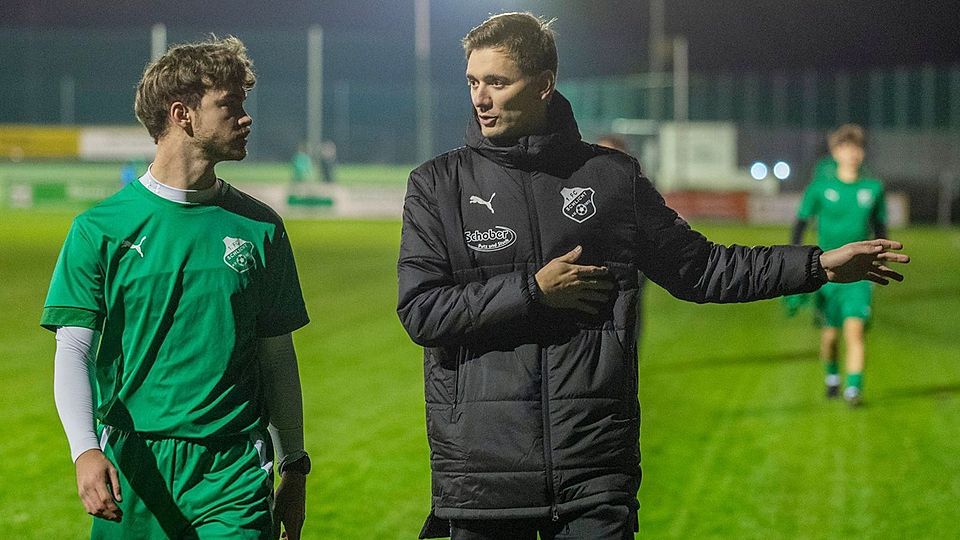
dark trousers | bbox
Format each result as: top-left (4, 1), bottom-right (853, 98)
top-left (450, 503), bottom-right (636, 540)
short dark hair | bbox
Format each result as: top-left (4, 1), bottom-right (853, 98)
top-left (135, 36), bottom-right (256, 143)
top-left (828, 123), bottom-right (866, 150)
top-left (462, 12), bottom-right (558, 76)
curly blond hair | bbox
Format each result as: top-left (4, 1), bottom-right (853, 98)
top-left (135, 36), bottom-right (256, 143)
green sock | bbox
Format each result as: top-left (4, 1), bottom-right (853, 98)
top-left (824, 360), bottom-right (840, 387)
top-left (824, 360), bottom-right (839, 377)
top-left (846, 372), bottom-right (863, 390)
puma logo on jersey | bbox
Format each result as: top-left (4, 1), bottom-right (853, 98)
top-left (122, 236), bottom-right (147, 258)
top-left (469, 193), bottom-right (496, 214)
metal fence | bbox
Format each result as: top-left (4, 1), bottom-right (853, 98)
top-left (561, 65), bottom-right (960, 132)
top-left (2, 27), bottom-right (958, 166)
top-left (0, 26), bottom-right (436, 163)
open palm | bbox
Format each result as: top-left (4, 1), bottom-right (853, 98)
top-left (819, 239), bottom-right (910, 285)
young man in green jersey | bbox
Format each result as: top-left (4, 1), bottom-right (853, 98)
top-left (42, 37), bottom-right (311, 538)
top-left (792, 124), bottom-right (887, 405)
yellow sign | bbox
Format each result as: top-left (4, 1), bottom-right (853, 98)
top-left (0, 125), bottom-right (80, 159)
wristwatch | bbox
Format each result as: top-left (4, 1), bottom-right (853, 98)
top-left (280, 454), bottom-right (311, 476)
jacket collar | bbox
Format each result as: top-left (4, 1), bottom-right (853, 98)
top-left (465, 92), bottom-right (582, 170)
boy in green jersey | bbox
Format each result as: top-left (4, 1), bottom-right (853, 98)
top-left (42, 37), bottom-right (311, 538)
top-left (792, 124), bottom-right (888, 406)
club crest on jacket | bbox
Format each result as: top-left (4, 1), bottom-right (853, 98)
top-left (560, 187), bottom-right (597, 223)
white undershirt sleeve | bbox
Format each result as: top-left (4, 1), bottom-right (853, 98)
top-left (53, 326), bottom-right (101, 462)
top-left (56, 326), bottom-right (307, 467)
top-left (258, 333), bottom-right (306, 470)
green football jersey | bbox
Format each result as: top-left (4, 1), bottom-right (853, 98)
top-left (797, 173), bottom-right (887, 251)
top-left (41, 180), bottom-right (309, 439)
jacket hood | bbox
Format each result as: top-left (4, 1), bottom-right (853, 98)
top-left (465, 91), bottom-right (583, 169)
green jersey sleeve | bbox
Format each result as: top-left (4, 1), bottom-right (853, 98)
top-left (40, 219), bottom-right (105, 332)
top-left (796, 181), bottom-right (821, 221)
top-left (873, 184), bottom-right (888, 226)
top-left (256, 225), bottom-right (309, 337)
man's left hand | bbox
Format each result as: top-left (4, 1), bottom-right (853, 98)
top-left (819, 239), bottom-right (910, 285)
top-left (273, 472), bottom-right (306, 540)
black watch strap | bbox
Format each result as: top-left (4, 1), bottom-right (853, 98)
top-left (280, 454), bottom-right (311, 476)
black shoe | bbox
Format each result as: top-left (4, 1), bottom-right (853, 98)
top-left (825, 375), bottom-right (841, 399)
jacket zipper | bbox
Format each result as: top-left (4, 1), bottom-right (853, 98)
top-left (516, 166), bottom-right (560, 521)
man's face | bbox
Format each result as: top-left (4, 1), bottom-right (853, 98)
top-left (831, 142), bottom-right (864, 171)
top-left (466, 47), bottom-right (551, 139)
top-left (189, 86), bottom-right (252, 162)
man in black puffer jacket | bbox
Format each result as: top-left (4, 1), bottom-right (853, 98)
top-left (397, 12), bottom-right (909, 540)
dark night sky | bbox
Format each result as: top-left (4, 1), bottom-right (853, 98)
top-left (2, 0), bottom-right (958, 76)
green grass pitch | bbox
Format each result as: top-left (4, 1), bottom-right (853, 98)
top-left (0, 161), bottom-right (413, 186)
top-left (1, 210), bottom-right (958, 538)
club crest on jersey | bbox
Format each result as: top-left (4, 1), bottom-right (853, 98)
top-left (464, 226), bottom-right (516, 252)
top-left (223, 236), bottom-right (256, 273)
top-left (560, 187), bottom-right (597, 223)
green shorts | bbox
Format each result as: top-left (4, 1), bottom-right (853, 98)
top-left (91, 426), bottom-right (274, 539)
top-left (815, 281), bottom-right (873, 328)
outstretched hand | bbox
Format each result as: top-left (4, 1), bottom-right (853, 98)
top-left (819, 239), bottom-right (910, 285)
top-left (535, 246), bottom-right (614, 314)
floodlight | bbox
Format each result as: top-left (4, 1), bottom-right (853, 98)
top-left (750, 162), bottom-right (768, 180)
top-left (773, 161), bottom-right (791, 180)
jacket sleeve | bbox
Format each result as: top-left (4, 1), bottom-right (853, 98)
top-left (397, 168), bottom-right (539, 347)
top-left (632, 171), bottom-right (827, 303)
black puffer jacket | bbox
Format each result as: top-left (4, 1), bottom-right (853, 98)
top-left (398, 93), bottom-right (826, 535)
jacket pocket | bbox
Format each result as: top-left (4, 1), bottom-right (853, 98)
top-left (425, 348), bottom-right (467, 468)
top-left (424, 347), bottom-right (458, 405)
top-left (451, 346), bottom-right (469, 422)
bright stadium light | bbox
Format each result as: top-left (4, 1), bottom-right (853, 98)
top-left (750, 162), bottom-right (768, 180)
top-left (773, 161), bottom-right (791, 180)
